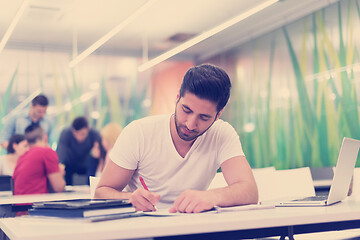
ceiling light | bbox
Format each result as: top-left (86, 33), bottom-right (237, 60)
top-left (69, 0), bottom-right (158, 68)
top-left (0, 0), bottom-right (29, 54)
top-left (138, 0), bottom-right (279, 72)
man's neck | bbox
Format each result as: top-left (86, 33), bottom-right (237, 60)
top-left (30, 141), bottom-right (45, 148)
top-left (169, 115), bottom-right (194, 158)
top-left (29, 108), bottom-right (41, 123)
top-left (29, 113), bottom-right (38, 123)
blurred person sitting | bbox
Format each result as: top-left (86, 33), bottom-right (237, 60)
top-left (91, 122), bottom-right (122, 177)
top-left (13, 125), bottom-right (65, 195)
top-left (0, 134), bottom-right (29, 176)
top-left (0, 94), bottom-right (52, 150)
top-left (56, 116), bottom-right (104, 185)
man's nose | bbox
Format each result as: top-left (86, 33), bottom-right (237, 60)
top-left (186, 115), bottom-right (197, 130)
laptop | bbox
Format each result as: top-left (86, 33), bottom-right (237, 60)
top-left (277, 137), bottom-right (360, 207)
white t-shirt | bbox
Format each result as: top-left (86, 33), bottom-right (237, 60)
top-left (109, 114), bottom-right (244, 204)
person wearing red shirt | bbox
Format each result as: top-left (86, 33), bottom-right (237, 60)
top-left (13, 125), bottom-right (65, 195)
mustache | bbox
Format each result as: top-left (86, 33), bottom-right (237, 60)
top-left (182, 126), bottom-right (198, 134)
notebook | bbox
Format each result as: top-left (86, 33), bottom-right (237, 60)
top-left (31, 198), bottom-right (131, 209)
top-left (277, 137), bottom-right (360, 207)
top-left (28, 199), bottom-right (136, 218)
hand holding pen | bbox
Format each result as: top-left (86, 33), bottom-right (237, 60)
top-left (139, 176), bottom-right (149, 191)
top-left (128, 176), bottom-right (160, 212)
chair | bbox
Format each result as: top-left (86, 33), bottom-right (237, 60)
top-left (259, 167), bottom-right (315, 203)
top-left (0, 175), bottom-right (13, 193)
top-left (72, 173), bottom-right (89, 185)
top-left (208, 167), bottom-right (315, 204)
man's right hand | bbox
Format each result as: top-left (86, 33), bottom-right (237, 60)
top-left (91, 142), bottom-right (100, 159)
top-left (129, 188), bottom-right (160, 212)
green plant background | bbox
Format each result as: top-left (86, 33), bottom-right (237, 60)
top-left (0, 0), bottom-right (359, 169)
top-left (211, 0), bottom-right (360, 169)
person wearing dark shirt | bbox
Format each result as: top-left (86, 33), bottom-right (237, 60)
top-left (56, 116), bottom-right (104, 185)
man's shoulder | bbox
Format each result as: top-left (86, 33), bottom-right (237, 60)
top-left (7, 110), bottom-right (29, 120)
top-left (89, 127), bottom-right (100, 134)
top-left (205, 119), bottom-right (238, 137)
top-left (40, 114), bottom-right (52, 123)
top-left (88, 128), bottom-right (101, 139)
top-left (29, 146), bottom-right (57, 156)
top-left (128, 114), bottom-right (170, 127)
top-left (60, 127), bottom-right (72, 134)
top-left (120, 114), bottom-right (170, 139)
top-left (211, 118), bottom-right (233, 130)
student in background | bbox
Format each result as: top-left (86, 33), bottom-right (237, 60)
top-left (13, 125), bottom-right (65, 195)
top-left (0, 134), bottom-right (29, 176)
top-left (56, 116), bottom-right (104, 185)
top-left (0, 94), bottom-right (52, 150)
top-left (95, 64), bottom-right (258, 213)
top-left (90, 122), bottom-right (122, 177)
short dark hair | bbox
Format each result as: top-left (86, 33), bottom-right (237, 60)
top-left (179, 64), bottom-right (231, 112)
top-left (32, 94), bottom-right (49, 107)
top-left (7, 134), bottom-right (26, 154)
top-left (24, 125), bottom-right (45, 145)
top-left (72, 117), bottom-right (89, 131)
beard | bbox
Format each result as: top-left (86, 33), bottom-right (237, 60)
top-left (174, 108), bottom-right (217, 142)
top-left (174, 116), bottom-right (200, 141)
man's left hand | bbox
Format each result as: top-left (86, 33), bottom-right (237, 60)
top-left (169, 189), bottom-right (215, 213)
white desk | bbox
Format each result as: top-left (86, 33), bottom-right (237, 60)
top-left (1, 196), bottom-right (360, 240)
top-left (0, 186), bottom-right (91, 218)
top-left (0, 186), bottom-right (90, 205)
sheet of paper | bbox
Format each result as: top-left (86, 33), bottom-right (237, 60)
top-left (215, 204), bottom-right (275, 212)
top-left (143, 208), bottom-right (188, 216)
top-left (143, 204), bottom-right (275, 216)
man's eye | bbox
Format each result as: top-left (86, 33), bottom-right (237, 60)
top-left (183, 108), bottom-right (191, 113)
top-left (200, 116), bottom-right (210, 121)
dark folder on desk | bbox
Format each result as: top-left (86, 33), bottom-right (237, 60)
top-left (28, 199), bottom-right (136, 218)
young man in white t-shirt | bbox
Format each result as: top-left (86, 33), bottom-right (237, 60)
top-left (95, 64), bottom-right (258, 213)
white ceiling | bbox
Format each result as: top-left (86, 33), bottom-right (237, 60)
top-left (0, 0), bottom-right (340, 63)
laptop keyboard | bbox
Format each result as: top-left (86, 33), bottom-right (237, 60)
top-left (293, 195), bottom-right (328, 201)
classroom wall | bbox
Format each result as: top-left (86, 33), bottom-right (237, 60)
top-left (205, 0), bottom-right (360, 169)
top-left (0, 49), bottom-right (192, 149)
top-left (1, 0), bottom-right (359, 169)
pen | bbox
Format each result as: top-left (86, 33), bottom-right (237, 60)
top-left (139, 176), bottom-right (149, 191)
top-left (139, 176), bottom-right (158, 210)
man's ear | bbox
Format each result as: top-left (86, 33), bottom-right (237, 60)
top-left (216, 109), bottom-right (223, 120)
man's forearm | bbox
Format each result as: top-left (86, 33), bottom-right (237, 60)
top-left (52, 179), bottom-right (66, 192)
top-left (48, 173), bottom-right (66, 193)
top-left (209, 181), bottom-right (258, 207)
top-left (94, 186), bottom-right (132, 200)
